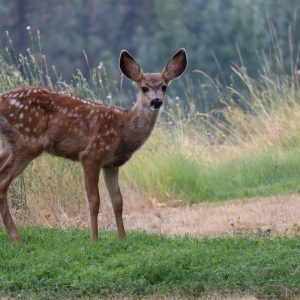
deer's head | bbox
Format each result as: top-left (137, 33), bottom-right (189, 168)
top-left (120, 49), bottom-right (187, 110)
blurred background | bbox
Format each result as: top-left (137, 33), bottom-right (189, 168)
top-left (0, 0), bottom-right (300, 111)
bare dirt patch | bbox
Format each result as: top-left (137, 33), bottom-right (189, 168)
top-left (13, 187), bottom-right (300, 238)
top-left (119, 193), bottom-right (300, 238)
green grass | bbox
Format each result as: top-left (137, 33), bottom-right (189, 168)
top-left (0, 227), bottom-right (299, 299)
top-left (125, 143), bottom-right (300, 203)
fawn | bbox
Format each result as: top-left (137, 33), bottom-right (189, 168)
top-left (0, 48), bottom-right (187, 241)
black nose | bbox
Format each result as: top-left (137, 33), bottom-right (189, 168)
top-left (150, 98), bottom-right (163, 109)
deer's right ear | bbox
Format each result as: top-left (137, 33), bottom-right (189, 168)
top-left (119, 50), bottom-right (143, 82)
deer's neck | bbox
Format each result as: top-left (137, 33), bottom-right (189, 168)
top-left (120, 99), bottom-right (160, 155)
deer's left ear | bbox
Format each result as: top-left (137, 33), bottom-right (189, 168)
top-left (162, 48), bottom-right (187, 83)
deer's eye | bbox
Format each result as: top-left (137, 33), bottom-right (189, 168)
top-left (161, 85), bottom-right (167, 92)
top-left (141, 86), bottom-right (149, 93)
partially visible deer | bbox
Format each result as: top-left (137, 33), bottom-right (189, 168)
top-left (0, 48), bottom-right (187, 242)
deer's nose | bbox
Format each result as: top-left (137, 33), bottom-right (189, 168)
top-left (150, 98), bottom-right (163, 109)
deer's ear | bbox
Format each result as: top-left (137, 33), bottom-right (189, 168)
top-left (119, 50), bottom-right (143, 82)
top-left (162, 48), bottom-right (187, 83)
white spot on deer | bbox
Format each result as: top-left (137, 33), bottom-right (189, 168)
top-left (109, 128), bottom-right (117, 136)
top-left (38, 135), bottom-right (49, 146)
top-left (26, 90), bottom-right (31, 96)
top-left (33, 128), bottom-right (37, 133)
top-left (19, 113), bottom-right (24, 119)
top-left (105, 145), bottom-right (111, 150)
top-left (28, 100), bottom-right (32, 104)
top-left (24, 105), bottom-right (28, 110)
top-left (9, 99), bottom-right (17, 106)
top-left (30, 137), bottom-right (38, 144)
top-left (113, 108), bottom-right (122, 114)
top-left (19, 92), bottom-right (24, 97)
top-left (89, 117), bottom-right (97, 127)
top-left (15, 123), bottom-right (24, 129)
top-left (35, 112), bottom-right (39, 117)
top-left (80, 99), bottom-right (89, 104)
top-left (9, 113), bottom-right (14, 118)
top-left (25, 127), bottom-right (30, 133)
top-left (21, 135), bottom-right (29, 142)
top-left (29, 117), bottom-right (32, 123)
top-left (61, 108), bottom-right (68, 114)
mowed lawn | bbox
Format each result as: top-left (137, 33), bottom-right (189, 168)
top-left (0, 227), bottom-right (299, 299)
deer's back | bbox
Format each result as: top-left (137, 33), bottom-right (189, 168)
top-left (0, 87), bottom-right (125, 162)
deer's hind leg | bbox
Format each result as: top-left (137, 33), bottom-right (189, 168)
top-left (0, 148), bottom-right (20, 241)
top-left (0, 137), bottom-right (41, 241)
top-left (82, 160), bottom-right (101, 241)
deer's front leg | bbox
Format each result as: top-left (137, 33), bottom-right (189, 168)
top-left (103, 167), bottom-right (126, 240)
top-left (82, 161), bottom-right (101, 241)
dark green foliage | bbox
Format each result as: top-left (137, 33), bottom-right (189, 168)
top-left (0, 227), bottom-right (299, 299)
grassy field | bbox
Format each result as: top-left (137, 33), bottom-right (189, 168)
top-left (5, 56), bottom-right (300, 210)
top-left (0, 227), bottom-right (299, 299)
top-left (1, 35), bottom-right (300, 299)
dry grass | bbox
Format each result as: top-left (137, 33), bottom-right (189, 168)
top-left (176, 100), bottom-right (300, 166)
top-left (10, 171), bottom-right (300, 238)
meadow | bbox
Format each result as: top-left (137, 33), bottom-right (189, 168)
top-left (1, 228), bottom-right (300, 299)
top-left (0, 35), bottom-right (300, 299)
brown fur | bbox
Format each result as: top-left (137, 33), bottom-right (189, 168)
top-left (0, 49), bottom-right (187, 241)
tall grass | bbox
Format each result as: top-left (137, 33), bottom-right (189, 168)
top-left (124, 58), bottom-right (300, 203)
top-left (1, 30), bottom-right (300, 227)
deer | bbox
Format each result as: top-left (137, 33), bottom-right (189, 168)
top-left (0, 48), bottom-right (187, 242)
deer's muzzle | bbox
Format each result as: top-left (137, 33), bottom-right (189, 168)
top-left (150, 98), bottom-right (163, 110)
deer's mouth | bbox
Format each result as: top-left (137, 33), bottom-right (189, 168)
top-left (150, 98), bottom-right (163, 110)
